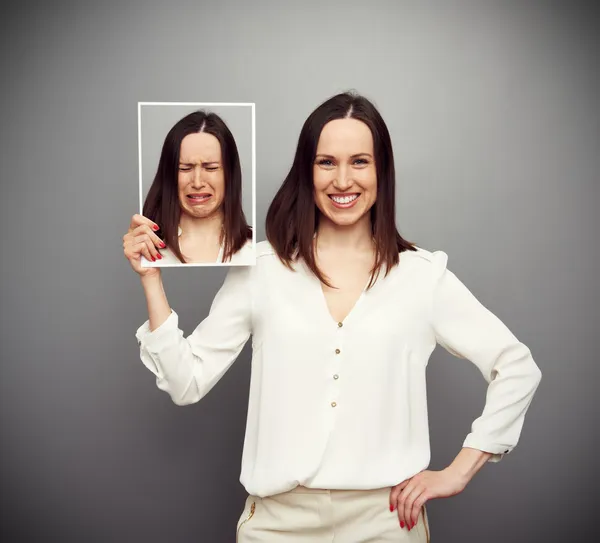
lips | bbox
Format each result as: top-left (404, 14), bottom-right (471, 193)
top-left (187, 193), bottom-right (212, 204)
top-left (328, 193), bottom-right (360, 209)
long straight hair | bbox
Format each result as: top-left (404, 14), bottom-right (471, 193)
top-left (265, 92), bottom-right (416, 287)
top-left (143, 111), bottom-right (252, 263)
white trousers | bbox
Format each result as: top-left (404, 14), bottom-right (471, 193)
top-left (236, 485), bottom-right (431, 542)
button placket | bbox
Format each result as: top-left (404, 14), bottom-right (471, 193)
top-left (329, 320), bottom-right (344, 408)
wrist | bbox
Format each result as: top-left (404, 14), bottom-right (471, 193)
top-left (446, 448), bottom-right (492, 488)
top-left (443, 465), bottom-right (470, 490)
top-left (140, 273), bottom-right (162, 290)
top-left (140, 271), bottom-right (161, 286)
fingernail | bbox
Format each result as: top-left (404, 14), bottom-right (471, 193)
top-left (389, 505), bottom-right (393, 512)
top-left (151, 256), bottom-right (155, 262)
top-left (160, 242), bottom-right (166, 248)
top-left (153, 225), bottom-right (159, 231)
top-left (400, 521), bottom-right (405, 528)
top-left (156, 253), bottom-right (162, 259)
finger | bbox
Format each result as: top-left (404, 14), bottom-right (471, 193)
top-left (130, 213), bottom-right (159, 232)
top-left (142, 238), bottom-right (161, 261)
top-left (133, 224), bottom-right (165, 249)
top-left (397, 481), bottom-right (415, 528)
top-left (127, 240), bottom-right (153, 263)
top-left (403, 485), bottom-right (422, 531)
top-left (390, 481), bottom-right (409, 512)
top-left (410, 491), bottom-right (427, 529)
top-left (134, 232), bottom-right (162, 259)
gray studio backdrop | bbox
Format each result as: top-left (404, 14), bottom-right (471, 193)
top-left (1, 1), bottom-right (598, 542)
top-left (139, 103), bottom-right (253, 221)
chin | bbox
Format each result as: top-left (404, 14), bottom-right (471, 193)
top-left (325, 211), bottom-right (364, 227)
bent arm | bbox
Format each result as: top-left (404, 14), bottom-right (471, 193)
top-left (430, 251), bottom-right (542, 462)
top-left (135, 267), bottom-right (252, 405)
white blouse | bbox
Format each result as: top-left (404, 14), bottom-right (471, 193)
top-left (135, 241), bottom-right (542, 498)
top-left (142, 237), bottom-right (255, 267)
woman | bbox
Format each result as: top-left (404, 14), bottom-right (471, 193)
top-left (142, 110), bottom-right (253, 265)
top-left (123, 93), bottom-right (542, 541)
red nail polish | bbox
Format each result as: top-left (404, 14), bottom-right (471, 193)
top-left (151, 257), bottom-right (155, 262)
top-left (156, 253), bottom-right (162, 259)
top-left (160, 242), bottom-right (166, 248)
top-left (400, 521), bottom-right (405, 528)
top-left (153, 225), bottom-right (159, 231)
top-left (389, 505), bottom-right (393, 512)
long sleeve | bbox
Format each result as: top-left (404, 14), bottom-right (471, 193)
top-left (429, 251), bottom-right (542, 462)
top-left (135, 266), bottom-right (252, 406)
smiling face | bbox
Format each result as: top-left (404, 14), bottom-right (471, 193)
top-left (313, 118), bottom-right (377, 227)
top-left (177, 132), bottom-right (225, 219)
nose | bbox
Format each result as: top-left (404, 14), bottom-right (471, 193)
top-left (191, 165), bottom-right (205, 188)
top-left (333, 165), bottom-right (353, 191)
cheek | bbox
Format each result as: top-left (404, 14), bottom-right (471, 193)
top-left (313, 168), bottom-right (332, 191)
top-left (358, 169), bottom-right (377, 194)
top-left (215, 173), bottom-right (226, 194)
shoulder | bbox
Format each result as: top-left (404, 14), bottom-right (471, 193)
top-left (225, 240), bottom-right (277, 271)
top-left (255, 240), bottom-right (277, 260)
top-left (398, 245), bottom-right (449, 279)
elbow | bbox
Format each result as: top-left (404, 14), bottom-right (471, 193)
top-left (169, 386), bottom-right (203, 406)
top-left (156, 377), bottom-right (203, 406)
top-left (170, 395), bottom-right (199, 407)
top-left (169, 380), bottom-right (206, 407)
top-left (531, 364), bottom-right (542, 389)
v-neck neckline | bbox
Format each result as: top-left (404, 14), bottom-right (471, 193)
top-left (300, 259), bottom-right (371, 326)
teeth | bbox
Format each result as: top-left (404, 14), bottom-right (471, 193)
top-left (331, 194), bottom-right (358, 204)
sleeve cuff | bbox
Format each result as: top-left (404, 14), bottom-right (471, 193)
top-left (135, 310), bottom-right (179, 352)
top-left (462, 434), bottom-right (513, 463)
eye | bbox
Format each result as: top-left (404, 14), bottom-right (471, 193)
top-left (205, 166), bottom-right (219, 171)
top-left (353, 158), bottom-right (369, 165)
top-left (178, 166), bottom-right (192, 172)
top-left (317, 159), bottom-right (334, 166)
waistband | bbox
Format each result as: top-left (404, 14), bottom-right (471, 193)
top-left (287, 485), bottom-right (392, 495)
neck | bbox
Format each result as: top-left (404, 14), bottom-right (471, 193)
top-left (179, 211), bottom-right (224, 243)
top-left (315, 213), bottom-right (374, 252)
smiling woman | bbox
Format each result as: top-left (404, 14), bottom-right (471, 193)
top-left (129, 93), bottom-right (542, 542)
top-left (141, 110), bottom-right (253, 265)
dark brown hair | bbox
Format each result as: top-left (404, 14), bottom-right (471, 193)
top-left (265, 92), bottom-right (416, 287)
top-left (143, 110), bottom-right (252, 263)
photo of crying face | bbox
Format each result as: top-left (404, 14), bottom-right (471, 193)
top-left (141, 109), bottom-right (253, 265)
top-left (177, 131), bottom-right (225, 223)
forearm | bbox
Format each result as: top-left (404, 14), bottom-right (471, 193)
top-left (446, 447), bottom-right (492, 487)
top-left (141, 274), bottom-right (172, 331)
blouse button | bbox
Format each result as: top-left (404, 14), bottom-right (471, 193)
top-left (337, 322), bottom-right (343, 328)
top-left (335, 348), bottom-right (341, 354)
top-left (333, 374), bottom-right (339, 380)
top-left (331, 401), bottom-right (337, 407)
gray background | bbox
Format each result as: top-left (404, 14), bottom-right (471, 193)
top-left (139, 103), bottom-right (253, 220)
top-left (1, 1), bottom-right (598, 542)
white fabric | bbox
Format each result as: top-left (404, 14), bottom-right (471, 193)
top-left (135, 241), bottom-right (542, 498)
top-left (143, 238), bottom-right (255, 266)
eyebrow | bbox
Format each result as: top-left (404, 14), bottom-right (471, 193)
top-left (178, 161), bottom-right (221, 166)
top-left (315, 153), bottom-right (373, 159)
